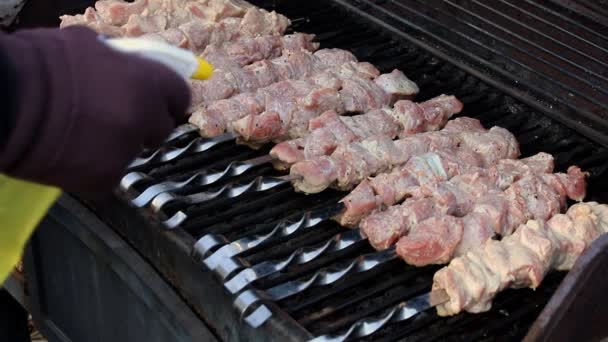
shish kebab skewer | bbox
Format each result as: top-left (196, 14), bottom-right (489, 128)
top-left (126, 55), bottom-right (415, 170)
top-left (201, 118), bottom-right (519, 268)
top-left (227, 68), bottom-right (419, 146)
top-left (269, 94), bottom-right (462, 169)
top-left (433, 201), bottom-right (607, 316)
top-left (61, 4), bottom-right (290, 49)
top-left (131, 44), bottom-right (333, 144)
top-left (127, 30), bottom-right (418, 166)
top-left (122, 65), bottom-right (423, 190)
top-left (189, 65), bottom-right (418, 141)
top-left (188, 48), bottom-right (358, 113)
top-left (152, 118), bottom-right (520, 229)
top-left (189, 60), bottom-right (378, 138)
top-left (394, 166), bottom-right (587, 266)
top-left (322, 162), bottom-right (585, 277)
top-left (123, 94), bottom-right (461, 204)
top-left (289, 117), bottom-right (519, 194)
top-left (196, 33), bottom-right (320, 69)
top-left (125, 50), bottom-right (367, 169)
top-left (188, 34), bottom-right (322, 106)
top-left (337, 147), bottom-right (554, 228)
top-left (309, 202), bottom-right (608, 342)
top-left (125, 34), bottom-right (325, 166)
top-left (220, 152), bottom-right (556, 294)
top-left (356, 152), bottom-right (557, 250)
top-left (61, 0), bottom-right (257, 30)
top-left (232, 168), bottom-right (587, 329)
top-left (215, 151), bottom-right (568, 294)
top-left (131, 117), bottom-right (511, 218)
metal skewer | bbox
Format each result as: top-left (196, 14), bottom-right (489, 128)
top-left (127, 129), bottom-right (236, 170)
top-left (234, 247), bottom-right (399, 324)
top-left (130, 154), bottom-right (274, 207)
top-left (308, 289), bottom-right (449, 342)
top-left (156, 174), bottom-right (297, 229)
top-left (200, 204), bottom-right (345, 269)
top-left (166, 123), bottom-right (199, 143)
top-left (223, 229), bottom-right (366, 294)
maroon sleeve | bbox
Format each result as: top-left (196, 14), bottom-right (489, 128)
top-left (0, 43), bottom-right (18, 146)
top-left (0, 26), bottom-right (191, 193)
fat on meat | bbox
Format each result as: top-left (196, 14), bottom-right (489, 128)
top-left (433, 202), bottom-right (607, 317)
top-left (291, 118), bottom-right (518, 195)
top-left (395, 167), bottom-right (587, 267)
top-left (269, 95), bottom-right (463, 169)
top-left (231, 67), bottom-right (418, 145)
top-left (338, 130), bottom-right (547, 227)
top-left (359, 154), bottom-right (553, 249)
top-left (188, 54), bottom-right (366, 136)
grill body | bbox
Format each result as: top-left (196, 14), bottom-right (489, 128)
top-left (18, 0), bottom-right (608, 341)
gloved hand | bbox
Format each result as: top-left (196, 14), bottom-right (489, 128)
top-left (0, 26), bottom-right (191, 193)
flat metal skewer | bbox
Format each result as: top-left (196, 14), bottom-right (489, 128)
top-left (129, 154), bottom-right (275, 207)
top-left (307, 289), bottom-right (449, 342)
top-left (128, 126), bottom-right (236, 170)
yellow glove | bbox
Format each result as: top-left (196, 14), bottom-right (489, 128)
top-left (0, 175), bottom-right (60, 284)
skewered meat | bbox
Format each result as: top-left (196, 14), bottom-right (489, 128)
top-left (61, 5), bottom-right (290, 49)
top-left (290, 117), bottom-right (519, 194)
top-left (132, 32), bottom-right (318, 69)
top-left (238, 5), bottom-right (289, 36)
top-left (189, 60), bottom-right (376, 137)
top-left (186, 36), bottom-right (322, 109)
top-left (269, 94), bottom-right (463, 169)
top-left (341, 152), bottom-right (554, 227)
top-left (130, 6), bottom-right (289, 44)
top-left (94, 0), bottom-right (151, 26)
top-left (88, 0), bottom-right (254, 27)
top-left (59, 7), bottom-right (125, 37)
top-left (396, 166), bottom-right (587, 266)
top-left (359, 153), bottom-right (555, 249)
top-left (433, 201), bottom-right (607, 316)
top-left (189, 61), bottom-right (417, 140)
top-left (125, 7), bottom-right (289, 45)
top-left (231, 69), bottom-right (419, 144)
top-left (200, 33), bottom-right (319, 67)
top-left (188, 48), bottom-right (357, 111)
top-left (61, 0), bottom-right (261, 31)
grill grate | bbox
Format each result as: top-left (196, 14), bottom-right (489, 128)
top-left (108, 0), bottom-right (608, 341)
top-left (334, 0), bottom-right (608, 146)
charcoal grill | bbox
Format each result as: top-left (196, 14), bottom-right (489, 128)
top-left (20, 0), bottom-right (608, 341)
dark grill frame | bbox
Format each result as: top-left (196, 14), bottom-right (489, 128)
top-left (59, 0), bottom-right (608, 341)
